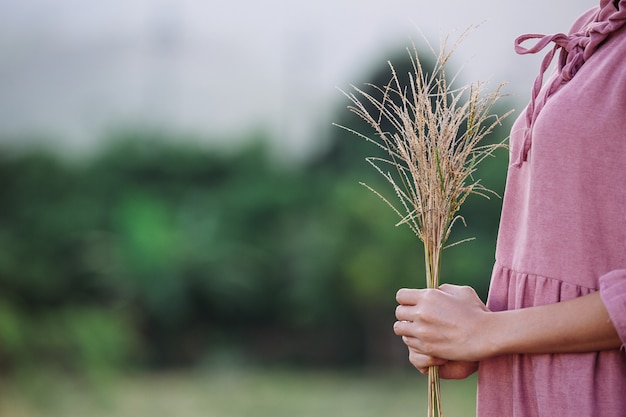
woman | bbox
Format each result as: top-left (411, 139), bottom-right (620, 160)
top-left (393, 0), bottom-right (626, 415)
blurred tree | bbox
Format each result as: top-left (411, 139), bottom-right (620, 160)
top-left (0, 43), bottom-right (514, 377)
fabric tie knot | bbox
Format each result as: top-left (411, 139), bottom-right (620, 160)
top-left (561, 36), bottom-right (589, 80)
top-left (515, 32), bottom-right (590, 81)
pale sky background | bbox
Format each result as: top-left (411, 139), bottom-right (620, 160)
top-left (0, 0), bottom-right (593, 159)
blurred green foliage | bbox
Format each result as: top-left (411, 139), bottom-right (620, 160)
top-left (0, 50), bottom-right (514, 378)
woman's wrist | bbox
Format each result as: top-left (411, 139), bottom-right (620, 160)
top-left (477, 292), bottom-right (621, 357)
top-left (476, 309), bottom-right (512, 359)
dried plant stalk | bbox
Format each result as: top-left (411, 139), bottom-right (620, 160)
top-left (337, 28), bottom-right (511, 417)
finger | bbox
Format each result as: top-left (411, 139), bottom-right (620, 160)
top-left (407, 349), bottom-right (447, 372)
top-left (393, 320), bottom-right (407, 336)
top-left (393, 320), bottom-right (416, 337)
top-left (394, 304), bottom-right (413, 321)
top-left (438, 361), bottom-right (479, 380)
top-left (438, 283), bottom-right (465, 295)
top-left (395, 288), bottom-right (421, 305)
top-left (439, 283), bottom-right (477, 298)
top-left (438, 284), bottom-right (489, 312)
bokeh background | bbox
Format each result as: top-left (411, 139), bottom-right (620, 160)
top-left (0, 0), bottom-right (591, 416)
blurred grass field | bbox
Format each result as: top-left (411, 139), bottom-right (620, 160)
top-left (1, 368), bottom-right (477, 417)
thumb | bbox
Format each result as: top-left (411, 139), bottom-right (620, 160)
top-left (438, 283), bottom-right (466, 295)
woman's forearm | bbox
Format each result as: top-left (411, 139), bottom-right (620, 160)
top-left (485, 291), bottom-right (622, 357)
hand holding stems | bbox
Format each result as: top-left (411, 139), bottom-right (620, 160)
top-left (394, 284), bottom-right (488, 379)
top-left (394, 284), bottom-right (622, 379)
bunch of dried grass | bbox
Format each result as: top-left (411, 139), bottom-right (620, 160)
top-left (337, 29), bottom-right (511, 417)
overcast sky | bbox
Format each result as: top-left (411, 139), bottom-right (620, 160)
top-left (0, 0), bottom-right (593, 158)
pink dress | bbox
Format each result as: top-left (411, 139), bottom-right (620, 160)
top-left (477, 1), bottom-right (626, 415)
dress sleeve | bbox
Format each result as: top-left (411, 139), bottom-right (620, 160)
top-left (599, 269), bottom-right (626, 347)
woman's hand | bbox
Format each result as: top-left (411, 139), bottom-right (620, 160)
top-left (394, 284), bottom-right (622, 371)
top-left (393, 284), bottom-right (493, 366)
top-left (403, 346), bottom-right (478, 379)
